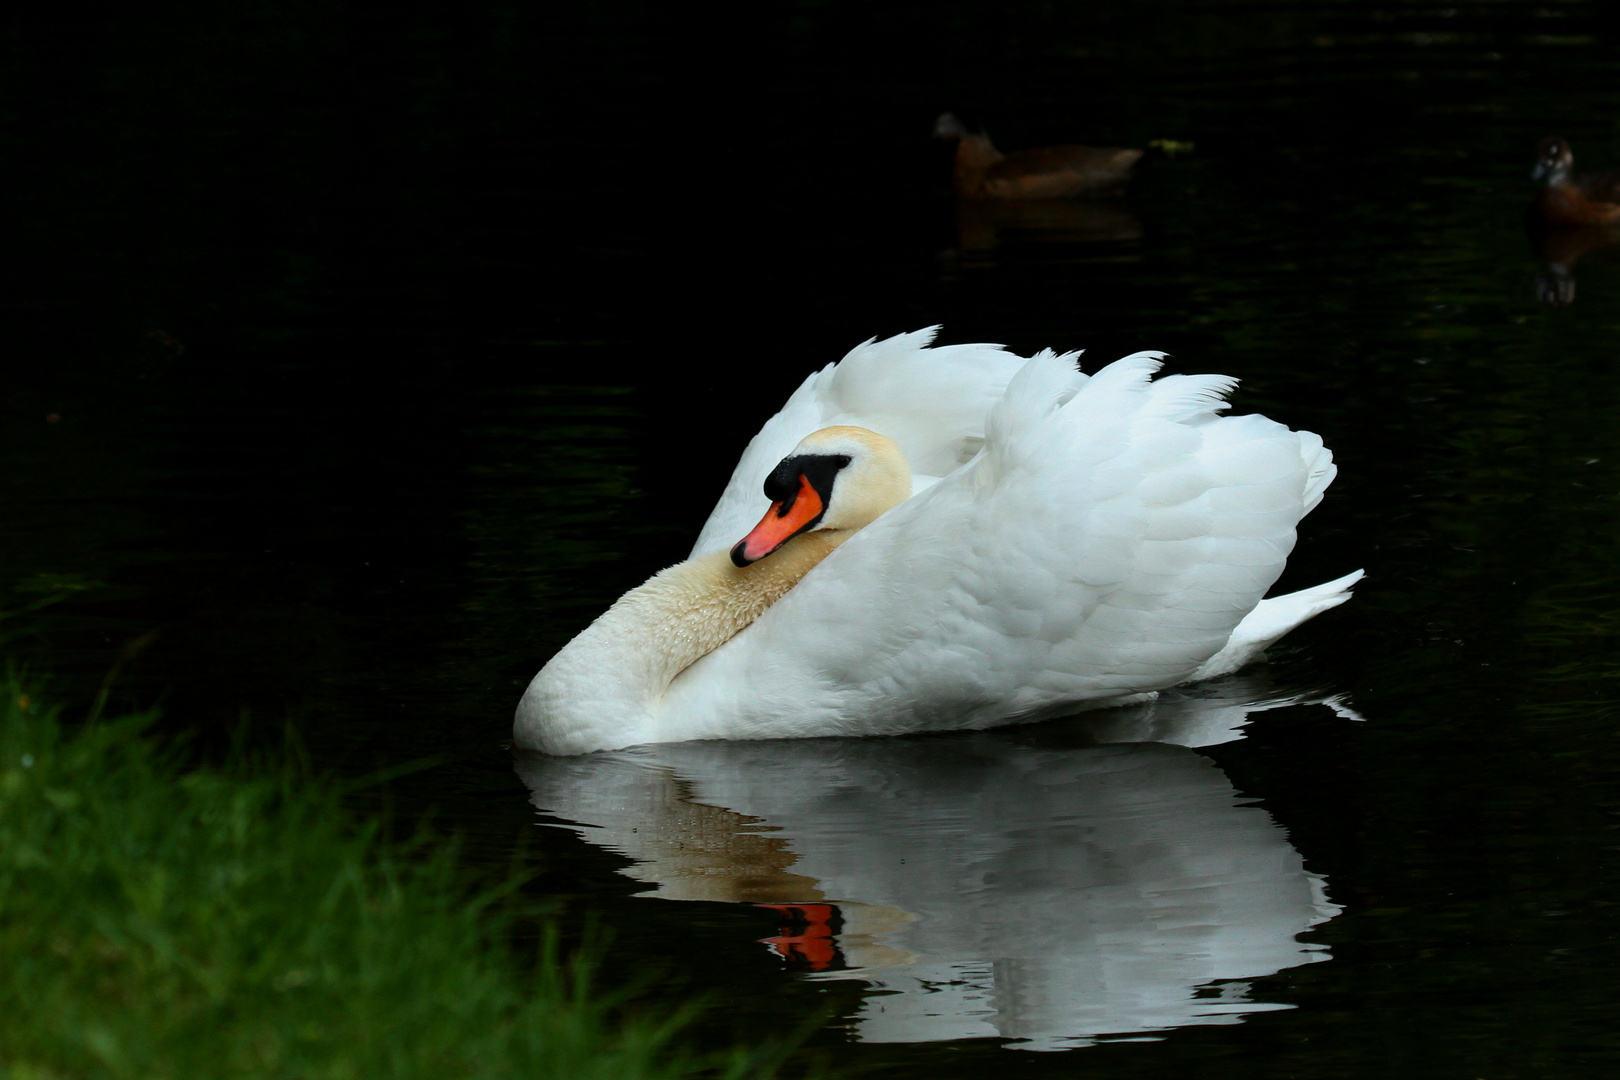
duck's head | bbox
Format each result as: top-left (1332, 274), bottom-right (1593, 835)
top-left (1533, 136), bottom-right (1573, 184)
top-left (932, 112), bottom-right (972, 141)
top-left (730, 426), bottom-right (910, 568)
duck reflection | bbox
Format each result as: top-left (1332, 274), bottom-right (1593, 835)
top-left (1528, 223), bottom-right (1620, 306)
top-left (515, 682), bottom-right (1345, 1051)
top-left (951, 197), bottom-right (1142, 258)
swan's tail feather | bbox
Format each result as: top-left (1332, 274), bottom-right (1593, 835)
top-left (1188, 569), bottom-right (1364, 681)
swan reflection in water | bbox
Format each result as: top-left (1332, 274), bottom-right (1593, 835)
top-left (516, 673), bottom-right (1351, 1051)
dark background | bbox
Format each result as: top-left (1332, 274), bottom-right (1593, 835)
top-left (5, 2), bottom-right (1620, 1076)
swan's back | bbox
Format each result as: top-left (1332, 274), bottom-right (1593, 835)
top-left (656, 349), bottom-right (1336, 743)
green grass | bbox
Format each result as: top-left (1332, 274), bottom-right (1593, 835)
top-left (0, 668), bottom-right (799, 1080)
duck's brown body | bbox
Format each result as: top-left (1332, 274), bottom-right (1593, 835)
top-left (1532, 183), bottom-right (1620, 226)
top-left (935, 114), bottom-right (1141, 200)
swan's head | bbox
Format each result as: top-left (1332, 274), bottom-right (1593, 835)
top-left (730, 426), bottom-right (910, 568)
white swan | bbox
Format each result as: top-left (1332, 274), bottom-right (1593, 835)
top-left (515, 328), bottom-right (1361, 756)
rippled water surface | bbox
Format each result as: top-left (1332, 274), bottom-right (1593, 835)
top-left (6, 2), bottom-right (1620, 1076)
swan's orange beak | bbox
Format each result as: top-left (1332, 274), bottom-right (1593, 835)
top-left (731, 474), bottom-right (824, 567)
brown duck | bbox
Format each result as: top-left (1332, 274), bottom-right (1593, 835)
top-left (933, 113), bottom-right (1142, 200)
top-left (1530, 136), bottom-right (1620, 226)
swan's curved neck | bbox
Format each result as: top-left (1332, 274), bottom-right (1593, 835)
top-left (517, 531), bottom-right (843, 755)
top-left (603, 534), bottom-right (839, 693)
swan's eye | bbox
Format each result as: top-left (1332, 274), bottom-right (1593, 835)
top-left (763, 453), bottom-right (853, 513)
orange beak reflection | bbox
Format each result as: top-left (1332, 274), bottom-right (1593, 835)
top-left (731, 474), bottom-right (825, 567)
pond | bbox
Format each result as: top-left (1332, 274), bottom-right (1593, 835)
top-left (4, 1), bottom-right (1620, 1076)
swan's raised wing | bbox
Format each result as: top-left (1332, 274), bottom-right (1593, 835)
top-left (689, 328), bottom-right (1027, 558)
top-left (659, 350), bottom-right (1339, 741)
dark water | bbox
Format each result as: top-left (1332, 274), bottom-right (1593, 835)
top-left (6, 1), bottom-right (1620, 1075)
